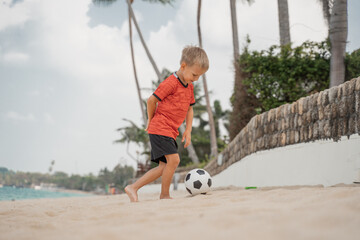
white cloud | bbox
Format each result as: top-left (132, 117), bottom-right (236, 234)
top-left (0, 0), bottom-right (146, 174)
top-left (0, 0), bottom-right (32, 31)
top-left (0, 0), bottom-right (131, 82)
top-left (4, 111), bottom-right (36, 122)
top-left (2, 51), bottom-right (29, 63)
top-left (42, 1), bottom-right (126, 75)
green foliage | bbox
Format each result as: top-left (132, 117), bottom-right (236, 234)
top-left (115, 119), bottom-right (149, 148)
top-left (239, 42), bottom-right (360, 114)
top-left (345, 48), bottom-right (360, 81)
top-left (112, 165), bottom-right (134, 189)
top-left (0, 165), bottom-right (135, 193)
top-left (114, 119), bottom-right (150, 165)
top-left (241, 41), bottom-right (330, 112)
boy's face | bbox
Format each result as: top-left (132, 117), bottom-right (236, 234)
top-left (180, 62), bottom-right (207, 84)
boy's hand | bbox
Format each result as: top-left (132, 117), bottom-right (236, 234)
top-left (182, 130), bottom-right (191, 148)
top-left (145, 119), bottom-right (151, 132)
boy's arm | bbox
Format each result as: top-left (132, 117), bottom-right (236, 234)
top-left (182, 106), bottom-right (193, 148)
top-left (145, 95), bottom-right (158, 131)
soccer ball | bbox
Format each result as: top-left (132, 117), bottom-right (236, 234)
top-left (184, 168), bottom-right (212, 195)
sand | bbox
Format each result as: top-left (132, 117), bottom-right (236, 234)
top-left (1, 185), bottom-right (360, 240)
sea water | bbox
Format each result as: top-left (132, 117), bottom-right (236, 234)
top-left (0, 186), bottom-right (91, 201)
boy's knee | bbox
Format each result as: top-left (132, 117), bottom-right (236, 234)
top-left (166, 155), bottom-right (180, 168)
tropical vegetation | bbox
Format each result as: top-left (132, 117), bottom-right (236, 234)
top-left (0, 166), bottom-right (134, 193)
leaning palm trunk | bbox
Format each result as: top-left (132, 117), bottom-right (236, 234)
top-left (128, 4), bottom-right (151, 156)
top-left (127, 0), bottom-right (199, 164)
top-left (197, 0), bottom-right (218, 158)
top-left (128, 6), bottom-right (146, 127)
top-left (329, 0), bottom-right (347, 87)
top-left (126, 0), bottom-right (161, 80)
top-left (277, 0), bottom-right (291, 46)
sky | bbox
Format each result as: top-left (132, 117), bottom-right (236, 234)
top-left (0, 0), bottom-right (359, 175)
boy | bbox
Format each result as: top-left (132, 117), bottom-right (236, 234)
top-left (125, 46), bottom-right (209, 202)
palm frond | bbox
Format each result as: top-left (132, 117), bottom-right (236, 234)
top-left (114, 118), bottom-right (149, 147)
top-left (142, 0), bottom-right (175, 5)
top-left (122, 118), bottom-right (140, 129)
top-left (92, 0), bottom-right (117, 6)
top-left (317, 0), bottom-right (333, 26)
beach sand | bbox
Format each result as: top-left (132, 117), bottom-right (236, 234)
top-left (1, 185), bottom-right (359, 240)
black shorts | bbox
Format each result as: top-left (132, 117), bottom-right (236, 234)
top-left (149, 134), bottom-right (178, 164)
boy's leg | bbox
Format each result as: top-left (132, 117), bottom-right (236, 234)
top-left (125, 161), bottom-right (166, 202)
top-left (160, 153), bottom-right (180, 199)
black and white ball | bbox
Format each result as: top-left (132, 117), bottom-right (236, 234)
top-left (184, 168), bottom-right (212, 195)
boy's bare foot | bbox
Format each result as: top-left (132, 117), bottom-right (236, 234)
top-left (160, 194), bottom-right (173, 200)
top-left (125, 185), bottom-right (138, 202)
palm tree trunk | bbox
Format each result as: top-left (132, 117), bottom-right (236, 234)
top-left (329, 0), bottom-right (347, 87)
top-left (128, 6), bottom-right (147, 127)
top-left (197, 0), bottom-right (218, 158)
top-left (277, 0), bottom-right (291, 46)
top-left (126, 0), bottom-right (200, 164)
top-left (230, 0), bottom-right (239, 61)
top-left (126, 0), bottom-right (161, 80)
top-left (128, 3), bottom-right (152, 164)
top-left (229, 0), bottom-right (258, 141)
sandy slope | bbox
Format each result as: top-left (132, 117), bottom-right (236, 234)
top-left (1, 185), bottom-right (359, 240)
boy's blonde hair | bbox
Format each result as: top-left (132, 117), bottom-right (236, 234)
top-left (180, 46), bottom-right (209, 70)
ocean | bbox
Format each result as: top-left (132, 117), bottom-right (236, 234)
top-left (0, 186), bottom-right (91, 201)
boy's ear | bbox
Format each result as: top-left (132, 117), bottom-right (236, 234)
top-left (180, 62), bottom-right (187, 70)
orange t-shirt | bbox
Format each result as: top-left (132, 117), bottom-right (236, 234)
top-left (147, 73), bottom-right (195, 140)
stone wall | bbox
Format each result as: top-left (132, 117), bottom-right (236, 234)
top-left (177, 77), bottom-right (360, 182)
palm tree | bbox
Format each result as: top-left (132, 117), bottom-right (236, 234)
top-left (229, 0), bottom-right (258, 141)
top-left (128, 3), bottom-right (147, 127)
top-left (197, 0), bottom-right (217, 158)
top-left (277, 0), bottom-right (291, 46)
top-left (230, 0), bottom-right (240, 61)
top-left (319, 0), bottom-right (348, 87)
top-left (93, 0), bottom-right (170, 126)
top-left (125, 0), bottom-right (163, 80)
top-left (94, 0), bottom-right (201, 164)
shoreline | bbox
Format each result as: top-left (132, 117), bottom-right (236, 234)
top-left (0, 186), bottom-right (94, 202)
